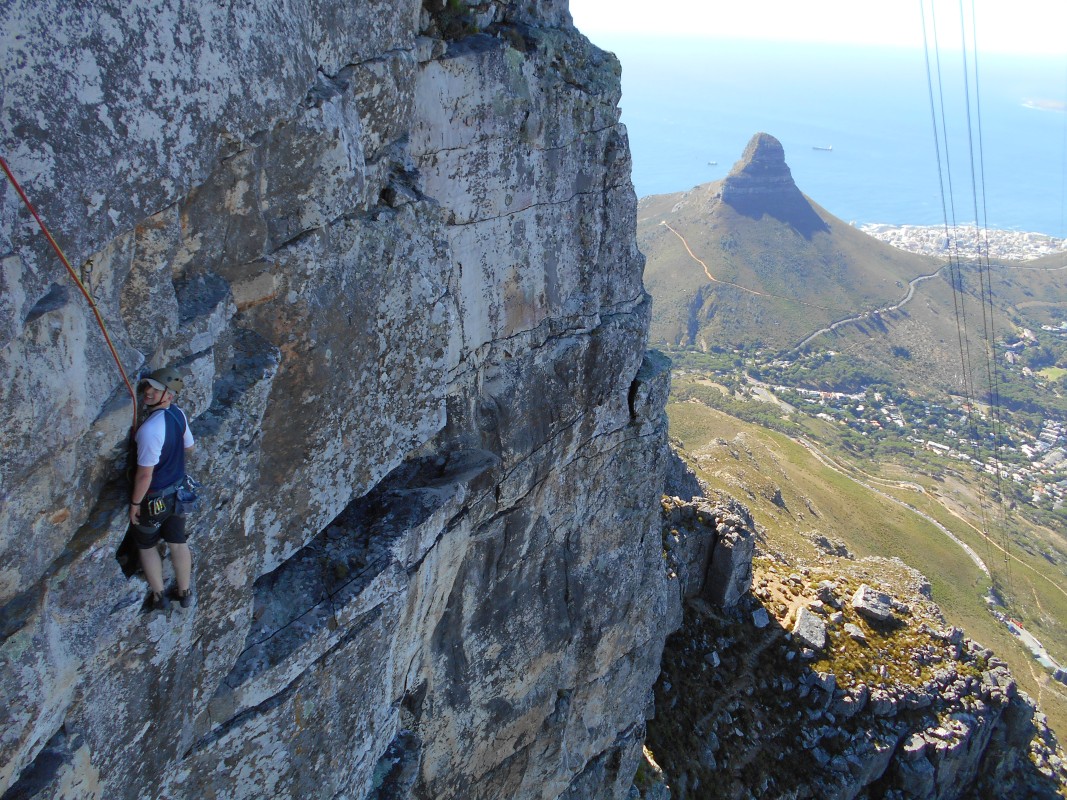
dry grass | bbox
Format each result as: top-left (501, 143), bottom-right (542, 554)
top-left (667, 398), bottom-right (1067, 743)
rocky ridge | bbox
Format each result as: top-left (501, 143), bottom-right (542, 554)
top-left (645, 498), bottom-right (1067, 799)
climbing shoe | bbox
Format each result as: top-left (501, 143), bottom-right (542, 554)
top-left (146, 590), bottom-right (171, 613)
top-left (173, 588), bottom-right (194, 609)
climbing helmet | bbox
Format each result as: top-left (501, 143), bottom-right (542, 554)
top-left (141, 367), bottom-right (184, 395)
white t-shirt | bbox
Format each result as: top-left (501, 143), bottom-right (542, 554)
top-left (136, 406), bottom-right (195, 467)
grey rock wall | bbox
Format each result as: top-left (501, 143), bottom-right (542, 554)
top-left (0, 2), bottom-right (672, 798)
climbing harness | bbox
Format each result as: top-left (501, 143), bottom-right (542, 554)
top-left (0, 154), bottom-right (138, 430)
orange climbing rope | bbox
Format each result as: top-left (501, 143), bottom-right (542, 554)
top-left (1, 155), bottom-right (138, 430)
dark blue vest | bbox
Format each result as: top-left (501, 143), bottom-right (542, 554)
top-left (149, 406), bottom-right (187, 492)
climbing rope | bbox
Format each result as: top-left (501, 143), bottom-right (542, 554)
top-left (1, 154), bottom-right (138, 430)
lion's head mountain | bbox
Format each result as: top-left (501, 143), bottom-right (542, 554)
top-left (640, 132), bottom-right (941, 356)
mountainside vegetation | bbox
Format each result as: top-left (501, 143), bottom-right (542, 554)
top-left (667, 394), bottom-right (1067, 748)
top-left (639, 185), bottom-right (937, 352)
top-left (639, 136), bottom-right (1067, 402)
top-left (637, 136), bottom-right (940, 353)
top-left (643, 134), bottom-right (1067, 765)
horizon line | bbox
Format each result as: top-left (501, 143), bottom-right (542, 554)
top-left (576, 30), bottom-right (1067, 58)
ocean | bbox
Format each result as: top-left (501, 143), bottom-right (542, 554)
top-left (592, 36), bottom-right (1067, 237)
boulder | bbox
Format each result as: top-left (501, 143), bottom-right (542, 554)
top-left (852, 584), bottom-right (894, 622)
top-left (660, 495), bottom-right (756, 608)
top-left (845, 623), bottom-right (868, 642)
top-left (901, 733), bottom-right (928, 761)
top-left (704, 511), bottom-right (755, 608)
top-left (793, 606), bottom-right (828, 651)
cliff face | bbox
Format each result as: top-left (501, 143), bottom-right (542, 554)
top-left (0, 3), bottom-right (672, 798)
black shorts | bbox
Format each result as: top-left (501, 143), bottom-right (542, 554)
top-left (132, 494), bottom-right (187, 549)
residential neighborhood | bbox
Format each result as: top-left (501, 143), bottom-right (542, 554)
top-left (761, 379), bottom-right (1067, 511)
top-left (859, 223), bottom-right (1067, 261)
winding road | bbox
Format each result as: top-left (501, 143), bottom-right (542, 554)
top-left (791, 267), bottom-right (946, 352)
top-left (790, 433), bottom-right (990, 577)
top-left (659, 219), bottom-right (950, 354)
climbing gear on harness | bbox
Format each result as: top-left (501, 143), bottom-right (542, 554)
top-left (175, 475), bottom-right (201, 514)
top-left (0, 155), bottom-right (138, 431)
top-left (133, 483), bottom-right (181, 534)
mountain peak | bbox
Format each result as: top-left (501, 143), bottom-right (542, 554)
top-left (727, 132), bottom-right (792, 183)
top-left (720, 132), bottom-right (829, 238)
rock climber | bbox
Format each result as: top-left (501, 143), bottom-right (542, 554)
top-left (129, 367), bottom-right (195, 612)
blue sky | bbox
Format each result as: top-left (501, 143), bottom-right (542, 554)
top-left (569, 0), bottom-right (1067, 55)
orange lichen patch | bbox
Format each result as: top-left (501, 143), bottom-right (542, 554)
top-left (48, 508), bottom-right (71, 525)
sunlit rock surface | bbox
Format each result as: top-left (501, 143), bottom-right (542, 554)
top-left (648, 553), bottom-right (1067, 799)
top-left (0, 2), bottom-right (671, 798)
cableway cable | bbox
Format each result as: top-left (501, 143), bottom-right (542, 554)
top-left (953, 0), bottom-right (1002, 583)
top-left (927, 1), bottom-right (978, 412)
top-left (921, 0), bottom-right (1025, 602)
top-left (1062, 59), bottom-right (1067, 239)
top-left (963, 0), bottom-right (1013, 592)
top-left (920, 0), bottom-right (1002, 590)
